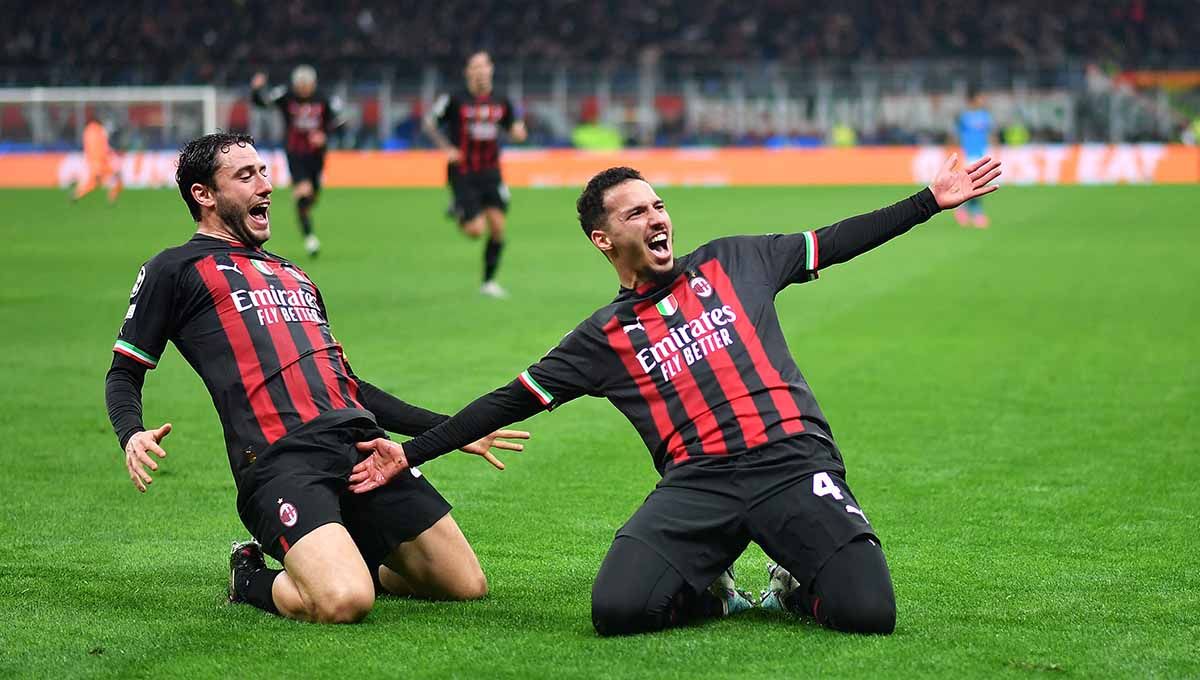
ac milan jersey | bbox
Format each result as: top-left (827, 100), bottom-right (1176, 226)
top-left (113, 234), bottom-right (366, 486)
top-left (517, 232), bottom-right (831, 474)
top-left (432, 91), bottom-right (519, 174)
top-left (253, 86), bottom-right (340, 155)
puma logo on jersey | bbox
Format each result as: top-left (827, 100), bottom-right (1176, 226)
top-left (623, 321), bottom-right (645, 334)
top-left (216, 263), bottom-right (243, 275)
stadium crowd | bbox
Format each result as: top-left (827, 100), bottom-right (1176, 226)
top-left (3, 0), bottom-right (1196, 85)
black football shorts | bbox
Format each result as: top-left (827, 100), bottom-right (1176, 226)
top-left (615, 435), bottom-right (878, 595)
top-left (448, 166), bottom-right (509, 222)
top-left (286, 151), bottom-right (326, 191)
top-left (237, 417), bottom-right (451, 567)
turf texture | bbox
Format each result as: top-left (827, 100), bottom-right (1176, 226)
top-left (0, 183), bottom-right (1196, 678)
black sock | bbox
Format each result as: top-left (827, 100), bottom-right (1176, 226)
top-left (241, 567), bottom-right (281, 615)
top-left (296, 197), bottom-right (314, 236)
top-left (483, 239), bottom-right (504, 283)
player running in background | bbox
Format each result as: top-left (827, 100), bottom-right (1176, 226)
top-left (251, 65), bottom-right (341, 257)
top-left (424, 51), bottom-right (528, 298)
top-left (349, 155), bottom-right (1002, 636)
top-left (105, 133), bottom-right (527, 623)
top-left (73, 115), bottom-right (122, 203)
top-left (955, 87), bottom-right (996, 228)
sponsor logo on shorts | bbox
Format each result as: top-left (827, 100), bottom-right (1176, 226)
top-left (278, 500), bottom-right (298, 528)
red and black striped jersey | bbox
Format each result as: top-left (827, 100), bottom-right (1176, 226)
top-left (113, 234), bottom-right (365, 485)
top-left (251, 86), bottom-right (341, 155)
top-left (432, 90), bottom-right (520, 174)
top-left (517, 232), bottom-right (831, 474)
top-left (398, 188), bottom-right (941, 473)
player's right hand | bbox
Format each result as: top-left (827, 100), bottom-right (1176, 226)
top-left (348, 438), bottom-right (410, 494)
top-left (251, 72), bottom-right (267, 89)
top-left (445, 148), bottom-right (462, 164)
top-left (125, 422), bottom-right (171, 493)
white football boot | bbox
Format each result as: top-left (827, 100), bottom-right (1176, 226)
top-left (479, 280), bottom-right (509, 299)
top-left (708, 566), bottom-right (756, 616)
top-left (759, 562), bottom-right (802, 612)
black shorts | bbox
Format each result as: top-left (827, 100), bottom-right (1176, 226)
top-left (615, 435), bottom-right (877, 595)
top-left (287, 151), bottom-right (326, 191)
top-left (237, 417), bottom-right (451, 568)
top-left (448, 166), bottom-right (509, 222)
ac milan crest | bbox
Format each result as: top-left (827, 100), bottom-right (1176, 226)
top-left (690, 276), bottom-right (713, 298)
top-left (278, 501), bottom-right (298, 527)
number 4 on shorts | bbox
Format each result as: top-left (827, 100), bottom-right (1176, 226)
top-left (812, 472), bottom-right (844, 500)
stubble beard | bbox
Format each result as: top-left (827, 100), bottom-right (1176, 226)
top-left (216, 193), bottom-right (266, 247)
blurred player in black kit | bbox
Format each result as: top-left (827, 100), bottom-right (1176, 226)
top-left (424, 51), bottom-right (527, 298)
top-left (251, 65), bottom-right (340, 257)
top-left (104, 133), bottom-right (528, 623)
top-left (349, 155), bottom-right (1002, 636)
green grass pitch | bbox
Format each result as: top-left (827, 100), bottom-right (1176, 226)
top-left (0, 182), bottom-right (1197, 678)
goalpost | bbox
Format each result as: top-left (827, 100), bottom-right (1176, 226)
top-left (0, 85), bottom-right (293, 188)
top-left (0, 86), bottom-right (219, 149)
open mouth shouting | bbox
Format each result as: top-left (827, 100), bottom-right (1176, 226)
top-left (248, 200), bottom-right (270, 229)
top-left (646, 230), bottom-right (672, 266)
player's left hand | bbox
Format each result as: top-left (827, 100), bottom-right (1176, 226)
top-left (348, 438), bottom-right (409, 494)
top-left (459, 429), bottom-right (530, 470)
top-left (309, 130), bottom-right (327, 149)
top-left (929, 153), bottom-right (1002, 210)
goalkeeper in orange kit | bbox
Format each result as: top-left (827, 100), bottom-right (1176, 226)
top-left (74, 116), bottom-right (123, 203)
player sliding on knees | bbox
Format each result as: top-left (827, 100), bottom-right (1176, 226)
top-left (106, 133), bottom-right (528, 624)
top-left (349, 154), bottom-right (1001, 636)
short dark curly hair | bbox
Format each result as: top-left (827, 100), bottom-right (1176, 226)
top-left (176, 133), bottom-right (255, 221)
top-left (576, 166), bottom-right (645, 237)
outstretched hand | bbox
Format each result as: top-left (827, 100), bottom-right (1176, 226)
top-left (349, 429), bottom-right (532, 493)
top-left (458, 429), bottom-right (530, 470)
top-left (125, 422), bottom-right (172, 493)
top-left (349, 438), bottom-right (409, 494)
top-left (929, 154), bottom-right (1002, 210)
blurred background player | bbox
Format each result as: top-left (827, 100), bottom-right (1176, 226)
top-left (955, 87), bottom-right (996, 228)
top-left (251, 65), bottom-right (342, 257)
top-left (73, 115), bottom-right (122, 203)
top-left (424, 51), bottom-right (527, 298)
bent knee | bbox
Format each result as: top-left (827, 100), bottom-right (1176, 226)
top-left (461, 220), bottom-right (486, 238)
top-left (822, 594), bottom-right (896, 635)
top-left (311, 585), bottom-right (375, 624)
top-left (591, 589), bottom-right (663, 637)
top-left (591, 599), bottom-right (643, 637)
top-left (446, 569), bottom-right (489, 601)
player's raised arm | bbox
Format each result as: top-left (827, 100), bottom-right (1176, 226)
top-left (760, 154), bottom-right (1001, 289)
top-left (249, 72), bottom-right (286, 109)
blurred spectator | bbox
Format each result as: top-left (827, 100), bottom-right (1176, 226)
top-left (2, 0), bottom-right (1197, 85)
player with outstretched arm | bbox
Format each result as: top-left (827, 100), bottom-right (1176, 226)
top-left (349, 155), bottom-right (1001, 635)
